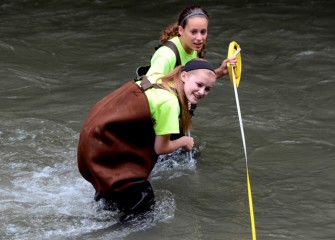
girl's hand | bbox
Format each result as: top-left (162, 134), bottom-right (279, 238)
top-left (182, 136), bottom-right (194, 152)
top-left (154, 135), bottom-right (194, 155)
top-left (216, 57), bottom-right (237, 78)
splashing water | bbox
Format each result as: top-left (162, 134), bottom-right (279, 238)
top-left (1, 117), bottom-right (204, 239)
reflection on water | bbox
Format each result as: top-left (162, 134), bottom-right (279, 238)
top-left (1, 0), bottom-right (335, 239)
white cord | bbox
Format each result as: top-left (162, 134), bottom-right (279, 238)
top-left (231, 57), bottom-right (248, 163)
top-left (186, 129), bottom-right (192, 160)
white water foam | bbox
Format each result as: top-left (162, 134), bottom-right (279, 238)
top-left (1, 117), bottom-right (200, 239)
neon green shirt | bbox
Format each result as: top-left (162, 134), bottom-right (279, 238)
top-left (146, 36), bottom-right (198, 80)
top-left (136, 79), bottom-right (180, 135)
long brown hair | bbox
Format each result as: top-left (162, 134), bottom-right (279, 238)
top-left (159, 66), bottom-right (192, 134)
top-left (159, 6), bottom-right (209, 58)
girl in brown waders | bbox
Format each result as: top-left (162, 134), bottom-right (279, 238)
top-left (77, 59), bottom-right (216, 221)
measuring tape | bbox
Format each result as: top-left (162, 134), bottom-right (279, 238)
top-left (227, 41), bottom-right (257, 240)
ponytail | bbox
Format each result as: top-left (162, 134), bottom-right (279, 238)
top-left (159, 23), bottom-right (179, 44)
top-left (160, 67), bottom-right (192, 133)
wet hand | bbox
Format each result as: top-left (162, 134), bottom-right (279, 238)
top-left (183, 136), bottom-right (194, 152)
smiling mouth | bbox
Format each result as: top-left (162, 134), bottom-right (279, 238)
top-left (193, 93), bottom-right (201, 101)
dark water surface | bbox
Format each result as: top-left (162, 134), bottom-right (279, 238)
top-left (1, 1), bottom-right (335, 239)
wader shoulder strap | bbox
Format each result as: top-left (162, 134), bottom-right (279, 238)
top-left (162, 41), bottom-right (181, 67)
top-left (139, 76), bottom-right (176, 94)
top-left (135, 41), bottom-right (182, 80)
top-left (140, 76), bottom-right (153, 91)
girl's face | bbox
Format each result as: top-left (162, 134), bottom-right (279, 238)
top-left (181, 70), bottom-right (216, 104)
top-left (178, 17), bottom-right (208, 54)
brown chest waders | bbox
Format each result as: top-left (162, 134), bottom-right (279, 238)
top-left (77, 79), bottom-right (158, 215)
